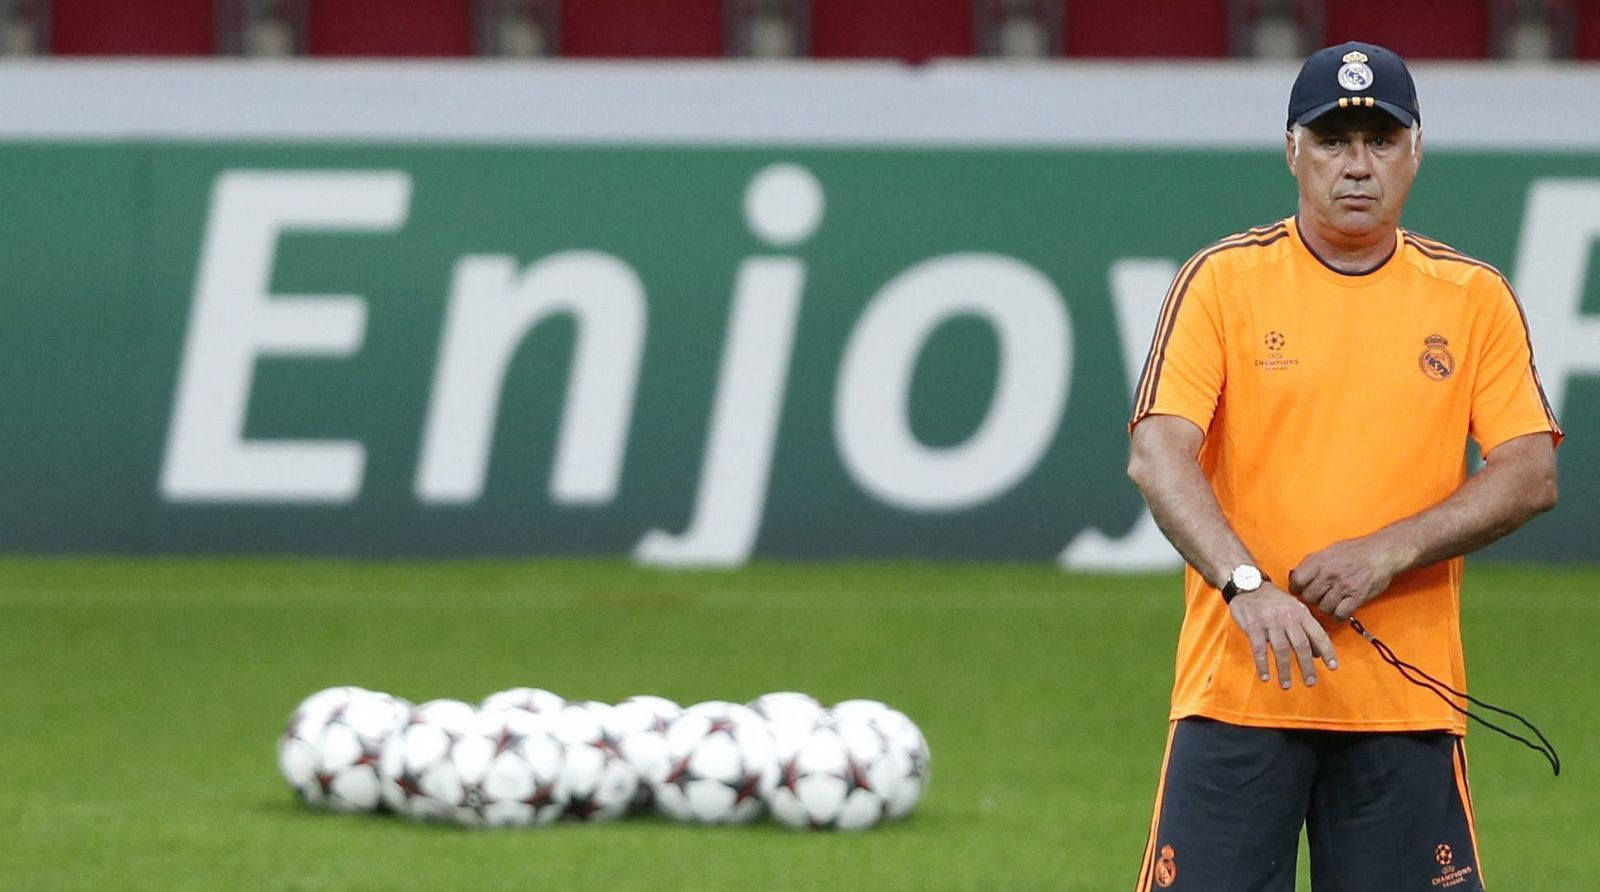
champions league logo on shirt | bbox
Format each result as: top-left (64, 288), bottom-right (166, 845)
top-left (1337, 50), bottom-right (1374, 91)
top-left (1255, 329), bottom-right (1299, 372)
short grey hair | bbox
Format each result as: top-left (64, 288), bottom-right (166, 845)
top-left (1290, 121), bottom-right (1421, 160)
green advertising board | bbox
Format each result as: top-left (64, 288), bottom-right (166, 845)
top-left (0, 65), bottom-right (1596, 564)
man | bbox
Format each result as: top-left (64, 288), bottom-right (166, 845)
top-left (1127, 42), bottom-right (1562, 891)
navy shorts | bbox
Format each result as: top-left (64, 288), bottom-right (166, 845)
top-left (1135, 717), bottom-right (1484, 891)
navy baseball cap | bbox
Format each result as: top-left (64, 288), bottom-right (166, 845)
top-left (1287, 41), bottom-right (1420, 129)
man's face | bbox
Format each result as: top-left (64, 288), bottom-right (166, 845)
top-left (1286, 108), bottom-right (1420, 238)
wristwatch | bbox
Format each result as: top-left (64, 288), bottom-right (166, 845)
top-left (1220, 564), bottom-right (1270, 603)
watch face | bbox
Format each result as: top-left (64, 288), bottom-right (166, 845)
top-left (1234, 566), bottom-right (1262, 591)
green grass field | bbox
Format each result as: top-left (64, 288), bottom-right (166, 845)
top-left (0, 558), bottom-right (1593, 890)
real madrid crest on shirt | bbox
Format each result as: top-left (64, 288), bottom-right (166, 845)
top-left (1418, 333), bottom-right (1455, 381)
top-left (1337, 50), bottom-right (1374, 91)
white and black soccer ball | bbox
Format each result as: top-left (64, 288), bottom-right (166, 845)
top-left (609, 695), bottom-right (683, 812)
top-left (767, 714), bottom-right (908, 831)
top-left (468, 707), bottom-right (568, 828)
top-left (655, 701), bottom-right (779, 825)
top-left (481, 687), bottom-right (566, 718)
top-left (749, 691), bottom-right (825, 761)
top-left (378, 699), bottom-right (483, 823)
top-left (829, 699), bottom-right (931, 820)
top-left (550, 701), bottom-right (639, 822)
top-left (278, 686), bottom-right (410, 812)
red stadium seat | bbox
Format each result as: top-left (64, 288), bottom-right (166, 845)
top-left (1571, 0), bottom-right (1600, 58)
top-left (307, 0), bottom-right (475, 57)
top-left (559, 0), bottom-right (725, 57)
top-left (1062, 0), bottom-right (1235, 57)
top-left (51, 0), bottom-right (215, 55)
top-left (1317, 0), bottom-right (1497, 59)
top-left (809, 0), bottom-right (976, 62)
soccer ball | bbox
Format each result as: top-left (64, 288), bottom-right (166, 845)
top-left (470, 707), bottom-right (567, 827)
top-left (655, 701), bottom-right (779, 824)
top-left (829, 699), bottom-right (931, 820)
top-left (767, 714), bottom-right (907, 831)
top-left (481, 687), bottom-right (566, 717)
top-left (550, 701), bottom-right (639, 822)
top-left (609, 695), bottom-right (683, 812)
top-left (278, 686), bottom-right (410, 812)
top-left (378, 699), bottom-right (481, 823)
top-left (748, 691), bottom-right (825, 760)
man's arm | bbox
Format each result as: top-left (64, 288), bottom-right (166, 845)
top-left (1290, 431), bottom-right (1558, 618)
top-left (1128, 414), bottom-right (1337, 688)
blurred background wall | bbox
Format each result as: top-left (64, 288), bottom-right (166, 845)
top-left (1, 1), bottom-right (1596, 566)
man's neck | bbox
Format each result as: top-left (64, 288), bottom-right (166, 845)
top-left (1296, 214), bottom-right (1399, 275)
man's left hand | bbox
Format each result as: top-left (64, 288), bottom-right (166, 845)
top-left (1289, 537), bottom-right (1405, 619)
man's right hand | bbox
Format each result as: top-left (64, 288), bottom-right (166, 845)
top-left (1228, 584), bottom-right (1339, 689)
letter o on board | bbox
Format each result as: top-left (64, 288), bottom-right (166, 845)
top-left (834, 253), bottom-right (1071, 511)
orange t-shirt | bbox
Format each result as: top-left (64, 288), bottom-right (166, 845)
top-left (1130, 216), bottom-right (1563, 734)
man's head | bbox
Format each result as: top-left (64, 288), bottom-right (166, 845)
top-left (1285, 42), bottom-right (1422, 241)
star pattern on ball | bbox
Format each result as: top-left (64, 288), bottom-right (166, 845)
top-left (394, 769), bottom-right (425, 802)
top-left (732, 771), bottom-right (765, 805)
top-left (844, 757), bottom-right (875, 794)
top-left (566, 793), bottom-right (607, 820)
top-left (463, 784), bottom-right (488, 818)
top-left (522, 782), bottom-right (558, 810)
top-left (662, 756), bottom-right (699, 794)
top-left (492, 726), bottom-right (526, 756)
top-left (777, 758), bottom-right (804, 796)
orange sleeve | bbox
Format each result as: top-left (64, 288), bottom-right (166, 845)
top-left (1470, 278), bottom-right (1564, 456)
top-left (1130, 255), bottom-right (1225, 436)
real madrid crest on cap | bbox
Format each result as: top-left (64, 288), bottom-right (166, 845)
top-left (1287, 42), bottom-right (1421, 128)
top-left (1336, 50), bottom-right (1374, 91)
